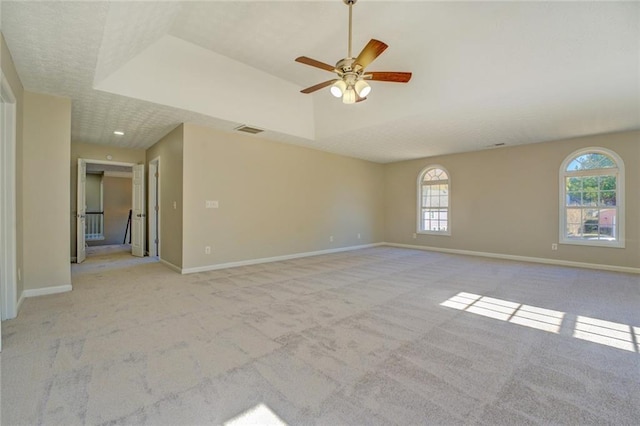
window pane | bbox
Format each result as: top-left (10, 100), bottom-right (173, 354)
top-left (423, 168), bottom-right (448, 182)
top-left (582, 190), bottom-right (597, 206)
top-left (566, 176), bottom-right (582, 191)
top-left (600, 191), bottom-right (616, 206)
top-left (582, 176), bottom-right (598, 191)
top-left (566, 208), bottom-right (583, 238)
top-left (422, 208), bottom-right (448, 232)
top-left (566, 153), bottom-right (616, 171)
top-left (599, 175), bottom-right (616, 191)
top-left (598, 209), bottom-right (616, 239)
top-left (582, 209), bottom-right (599, 237)
top-left (567, 192), bottom-right (582, 206)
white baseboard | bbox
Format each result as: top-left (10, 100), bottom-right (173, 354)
top-left (159, 258), bottom-right (182, 273)
top-left (181, 243), bottom-right (385, 274)
top-left (22, 284), bottom-right (73, 298)
top-left (385, 243), bottom-right (640, 274)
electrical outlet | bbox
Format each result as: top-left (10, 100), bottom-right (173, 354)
top-left (413, 233), bottom-right (417, 239)
top-left (173, 201), bottom-right (177, 210)
top-left (205, 246), bottom-right (211, 254)
top-left (551, 243), bottom-right (558, 251)
top-left (329, 236), bottom-right (334, 242)
top-left (357, 233), bottom-right (361, 239)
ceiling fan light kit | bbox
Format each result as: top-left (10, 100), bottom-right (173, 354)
top-left (296, 0), bottom-right (411, 104)
top-left (354, 79), bottom-right (371, 97)
top-left (331, 79), bottom-right (347, 98)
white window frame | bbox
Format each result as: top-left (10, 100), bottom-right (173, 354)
top-left (559, 147), bottom-right (624, 248)
top-left (417, 165), bottom-right (451, 236)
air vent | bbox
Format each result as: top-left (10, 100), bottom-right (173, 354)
top-left (234, 125), bottom-right (264, 135)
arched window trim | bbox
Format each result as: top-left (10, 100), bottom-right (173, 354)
top-left (559, 147), bottom-right (625, 248)
top-left (417, 165), bottom-right (451, 236)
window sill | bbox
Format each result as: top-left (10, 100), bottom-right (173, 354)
top-left (417, 231), bottom-right (451, 237)
top-left (560, 239), bottom-right (625, 249)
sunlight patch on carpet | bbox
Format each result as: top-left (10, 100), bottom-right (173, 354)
top-left (224, 403), bottom-right (288, 426)
top-left (441, 292), bottom-right (638, 353)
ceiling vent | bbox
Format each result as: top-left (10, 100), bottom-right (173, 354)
top-left (234, 125), bottom-right (264, 135)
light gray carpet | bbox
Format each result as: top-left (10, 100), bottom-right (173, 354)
top-left (2, 247), bottom-right (639, 425)
top-left (72, 244), bottom-right (159, 275)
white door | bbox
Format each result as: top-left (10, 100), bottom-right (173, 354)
top-left (76, 159), bottom-right (87, 263)
top-left (131, 164), bottom-right (145, 257)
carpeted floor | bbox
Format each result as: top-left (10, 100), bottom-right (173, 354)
top-left (72, 244), bottom-right (159, 275)
top-left (2, 247), bottom-right (639, 425)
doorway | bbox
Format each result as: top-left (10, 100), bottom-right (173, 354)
top-left (76, 159), bottom-right (145, 264)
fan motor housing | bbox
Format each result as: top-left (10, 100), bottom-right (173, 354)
top-left (335, 57), bottom-right (363, 76)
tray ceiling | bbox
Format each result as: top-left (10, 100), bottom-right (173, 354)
top-left (2, 1), bottom-right (638, 163)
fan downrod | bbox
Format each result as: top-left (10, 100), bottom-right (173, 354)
top-left (343, 0), bottom-right (357, 5)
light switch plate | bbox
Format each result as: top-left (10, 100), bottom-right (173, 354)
top-left (206, 200), bottom-right (219, 209)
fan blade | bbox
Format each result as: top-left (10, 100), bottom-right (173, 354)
top-left (354, 39), bottom-right (388, 70)
top-left (365, 72), bottom-right (412, 83)
top-left (295, 56), bottom-right (336, 72)
top-left (301, 79), bottom-right (337, 94)
top-left (356, 95), bottom-right (367, 103)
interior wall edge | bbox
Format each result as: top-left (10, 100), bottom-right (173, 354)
top-left (159, 258), bottom-right (182, 274)
top-left (16, 291), bottom-right (25, 314)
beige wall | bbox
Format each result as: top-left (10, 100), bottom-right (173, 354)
top-left (70, 142), bottom-right (145, 257)
top-left (384, 130), bottom-right (640, 269)
top-left (103, 176), bottom-right (132, 246)
top-left (85, 173), bottom-right (102, 211)
top-left (181, 123), bottom-right (385, 270)
top-left (22, 91), bottom-right (72, 290)
top-left (145, 124), bottom-right (184, 268)
top-left (1, 32), bottom-right (25, 300)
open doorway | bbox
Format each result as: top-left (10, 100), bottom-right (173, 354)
top-left (74, 158), bottom-right (159, 274)
top-left (75, 159), bottom-right (149, 269)
top-left (85, 164), bottom-right (132, 248)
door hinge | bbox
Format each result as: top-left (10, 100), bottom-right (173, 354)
top-left (155, 172), bottom-right (159, 178)
top-left (155, 205), bottom-right (159, 212)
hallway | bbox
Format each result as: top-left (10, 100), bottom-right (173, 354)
top-left (72, 244), bottom-right (158, 275)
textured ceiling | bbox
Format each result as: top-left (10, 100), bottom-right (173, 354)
top-left (2, 1), bottom-right (639, 163)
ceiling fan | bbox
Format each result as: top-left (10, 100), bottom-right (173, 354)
top-left (295, 0), bottom-right (411, 104)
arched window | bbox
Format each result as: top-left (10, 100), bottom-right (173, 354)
top-left (560, 148), bottom-right (624, 247)
top-left (417, 166), bottom-right (450, 235)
